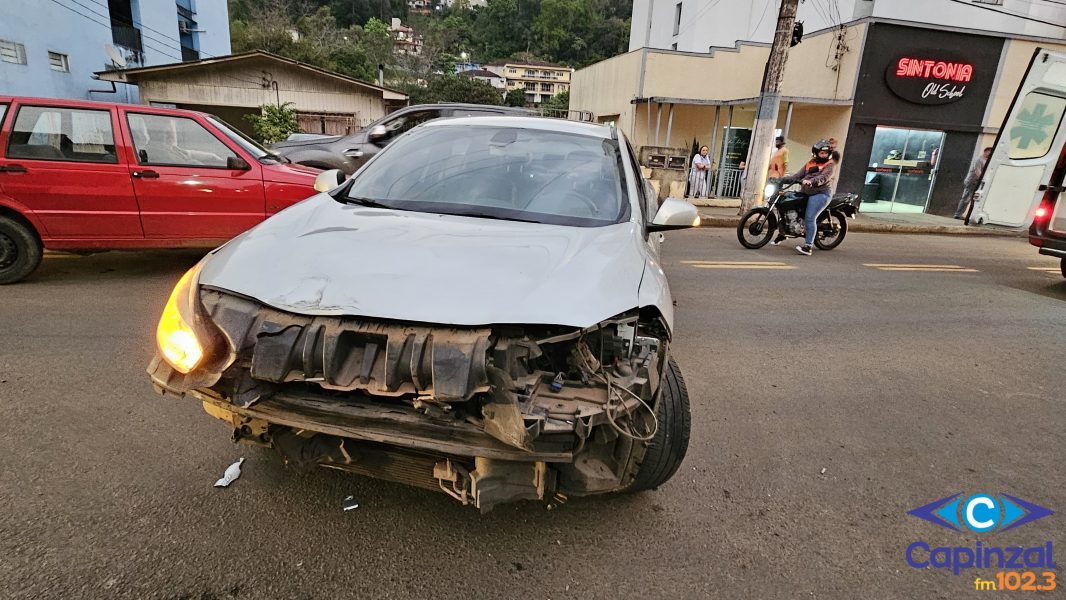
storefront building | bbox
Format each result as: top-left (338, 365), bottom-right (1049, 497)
top-left (570, 18), bottom-right (1066, 216)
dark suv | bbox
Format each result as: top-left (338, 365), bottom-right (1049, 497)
top-left (272, 103), bottom-right (529, 174)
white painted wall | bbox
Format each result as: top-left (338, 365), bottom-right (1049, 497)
top-left (0, 0), bottom-right (231, 100)
top-left (631, 0), bottom-right (1066, 52)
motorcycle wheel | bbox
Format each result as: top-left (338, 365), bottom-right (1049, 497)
top-left (814, 211), bottom-right (848, 251)
top-left (737, 208), bottom-right (777, 249)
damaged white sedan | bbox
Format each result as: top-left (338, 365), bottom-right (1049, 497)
top-left (148, 117), bottom-right (700, 510)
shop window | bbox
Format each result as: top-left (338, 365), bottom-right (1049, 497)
top-left (1008, 92), bottom-right (1066, 160)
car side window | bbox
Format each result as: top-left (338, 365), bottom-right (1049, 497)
top-left (127, 113), bottom-right (237, 168)
top-left (7, 105), bottom-right (117, 163)
top-left (383, 110), bottom-right (439, 140)
top-left (0, 104), bottom-right (7, 127)
top-left (623, 138), bottom-right (652, 222)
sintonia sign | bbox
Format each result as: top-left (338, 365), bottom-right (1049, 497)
top-left (886, 54), bottom-right (974, 105)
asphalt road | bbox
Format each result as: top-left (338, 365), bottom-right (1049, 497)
top-left (1, 230), bottom-right (1064, 599)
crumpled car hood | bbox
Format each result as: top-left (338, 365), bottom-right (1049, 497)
top-left (199, 194), bottom-right (649, 327)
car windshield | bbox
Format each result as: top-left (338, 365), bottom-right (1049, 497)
top-left (206, 115), bottom-right (274, 160)
top-left (345, 124), bottom-right (629, 227)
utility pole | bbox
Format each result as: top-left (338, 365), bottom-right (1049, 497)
top-left (740, 0), bottom-right (800, 213)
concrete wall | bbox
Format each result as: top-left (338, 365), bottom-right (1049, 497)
top-left (136, 59), bottom-right (391, 126)
top-left (569, 50), bottom-right (642, 137)
top-left (0, 0), bottom-right (115, 100)
top-left (0, 0), bottom-right (230, 101)
top-left (136, 0), bottom-right (229, 63)
top-left (631, 0), bottom-right (1065, 52)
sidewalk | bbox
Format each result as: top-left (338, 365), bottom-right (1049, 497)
top-left (690, 202), bottom-right (1027, 237)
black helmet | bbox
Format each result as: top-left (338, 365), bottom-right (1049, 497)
top-left (812, 139), bottom-right (831, 163)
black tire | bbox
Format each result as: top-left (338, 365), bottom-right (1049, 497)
top-left (0, 215), bottom-right (42, 285)
top-left (737, 208), bottom-right (777, 249)
top-left (813, 211), bottom-right (848, 251)
top-left (628, 357), bottom-right (691, 492)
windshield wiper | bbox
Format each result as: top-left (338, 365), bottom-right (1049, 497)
top-left (438, 210), bottom-right (540, 223)
top-left (342, 196), bottom-right (395, 209)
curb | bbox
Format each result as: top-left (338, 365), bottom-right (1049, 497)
top-left (696, 214), bottom-right (1027, 237)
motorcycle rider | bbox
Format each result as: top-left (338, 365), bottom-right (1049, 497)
top-left (773, 139), bottom-right (835, 255)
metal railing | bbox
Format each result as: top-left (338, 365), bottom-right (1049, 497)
top-left (686, 167), bottom-right (745, 199)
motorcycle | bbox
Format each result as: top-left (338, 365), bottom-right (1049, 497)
top-left (736, 179), bottom-right (860, 250)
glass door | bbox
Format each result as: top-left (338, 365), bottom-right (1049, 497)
top-left (861, 126), bottom-right (946, 213)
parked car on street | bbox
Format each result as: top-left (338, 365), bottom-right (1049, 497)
top-left (149, 116), bottom-right (701, 511)
top-left (0, 96), bottom-right (321, 284)
top-left (271, 103), bottom-right (529, 174)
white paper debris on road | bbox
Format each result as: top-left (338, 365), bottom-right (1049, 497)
top-left (342, 495), bottom-right (359, 511)
top-left (214, 457), bottom-right (245, 487)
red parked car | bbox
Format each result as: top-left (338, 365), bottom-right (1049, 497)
top-left (0, 96), bottom-right (320, 283)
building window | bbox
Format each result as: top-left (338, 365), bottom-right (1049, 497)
top-left (540, 83), bottom-right (553, 92)
top-left (671, 43), bottom-right (678, 51)
top-left (524, 82), bottom-right (537, 91)
top-left (509, 68), bottom-right (517, 74)
top-left (525, 69), bottom-right (536, 77)
top-left (48, 52), bottom-right (69, 72)
top-left (673, 2), bottom-right (682, 36)
top-left (0, 39), bottom-right (27, 65)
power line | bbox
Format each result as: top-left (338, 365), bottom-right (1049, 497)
top-left (942, 0), bottom-right (1066, 28)
top-left (749, 0), bottom-right (774, 39)
top-left (48, 0), bottom-right (185, 58)
top-left (77, 0), bottom-right (219, 59)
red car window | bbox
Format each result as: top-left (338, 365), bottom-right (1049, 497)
top-left (126, 113), bottom-right (237, 168)
top-left (6, 105), bottom-right (117, 164)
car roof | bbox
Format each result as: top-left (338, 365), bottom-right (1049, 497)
top-left (422, 116), bottom-right (613, 139)
top-left (0, 95), bottom-right (210, 119)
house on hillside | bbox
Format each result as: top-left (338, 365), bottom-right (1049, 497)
top-left (389, 19), bottom-right (423, 56)
top-left (485, 59), bottom-right (573, 107)
top-left (459, 69), bottom-right (506, 94)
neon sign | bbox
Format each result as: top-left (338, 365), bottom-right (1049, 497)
top-left (895, 58), bottom-right (973, 83)
top-left (886, 52), bottom-right (975, 105)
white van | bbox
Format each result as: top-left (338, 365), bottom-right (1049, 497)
top-left (970, 49), bottom-right (1066, 231)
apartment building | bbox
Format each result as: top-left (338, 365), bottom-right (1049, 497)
top-left (0, 0), bottom-right (230, 101)
top-left (485, 60), bottom-right (573, 106)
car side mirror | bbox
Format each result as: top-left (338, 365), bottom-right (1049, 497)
top-left (227, 156), bottom-right (251, 171)
top-left (648, 197), bottom-right (700, 232)
top-left (367, 125), bottom-right (388, 143)
top-left (313, 168), bottom-right (347, 192)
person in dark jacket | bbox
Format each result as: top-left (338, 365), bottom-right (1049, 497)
top-left (778, 139), bottom-right (835, 255)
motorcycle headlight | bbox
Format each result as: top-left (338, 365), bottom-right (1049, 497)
top-left (156, 265), bottom-right (205, 374)
top-left (764, 183), bottom-right (777, 197)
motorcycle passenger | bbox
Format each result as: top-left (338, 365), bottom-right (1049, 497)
top-left (776, 140), bottom-right (835, 256)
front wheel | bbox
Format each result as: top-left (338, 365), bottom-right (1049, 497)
top-left (627, 358), bottom-right (691, 492)
top-left (814, 211), bottom-right (848, 251)
top-left (737, 208), bottom-right (777, 249)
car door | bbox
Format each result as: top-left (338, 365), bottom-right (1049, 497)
top-left (0, 102), bottom-right (142, 240)
top-left (973, 49), bottom-right (1066, 227)
top-left (122, 110), bottom-right (266, 240)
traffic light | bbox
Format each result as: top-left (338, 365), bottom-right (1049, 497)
top-left (791, 21), bottom-right (804, 47)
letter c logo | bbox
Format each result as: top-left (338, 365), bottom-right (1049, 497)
top-left (964, 494), bottom-right (1000, 532)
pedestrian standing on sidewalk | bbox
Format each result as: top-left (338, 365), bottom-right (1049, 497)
top-left (769, 136), bottom-right (789, 178)
top-left (954, 147), bottom-right (992, 219)
top-left (689, 145), bottom-right (712, 198)
top-left (777, 139), bottom-right (835, 256)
